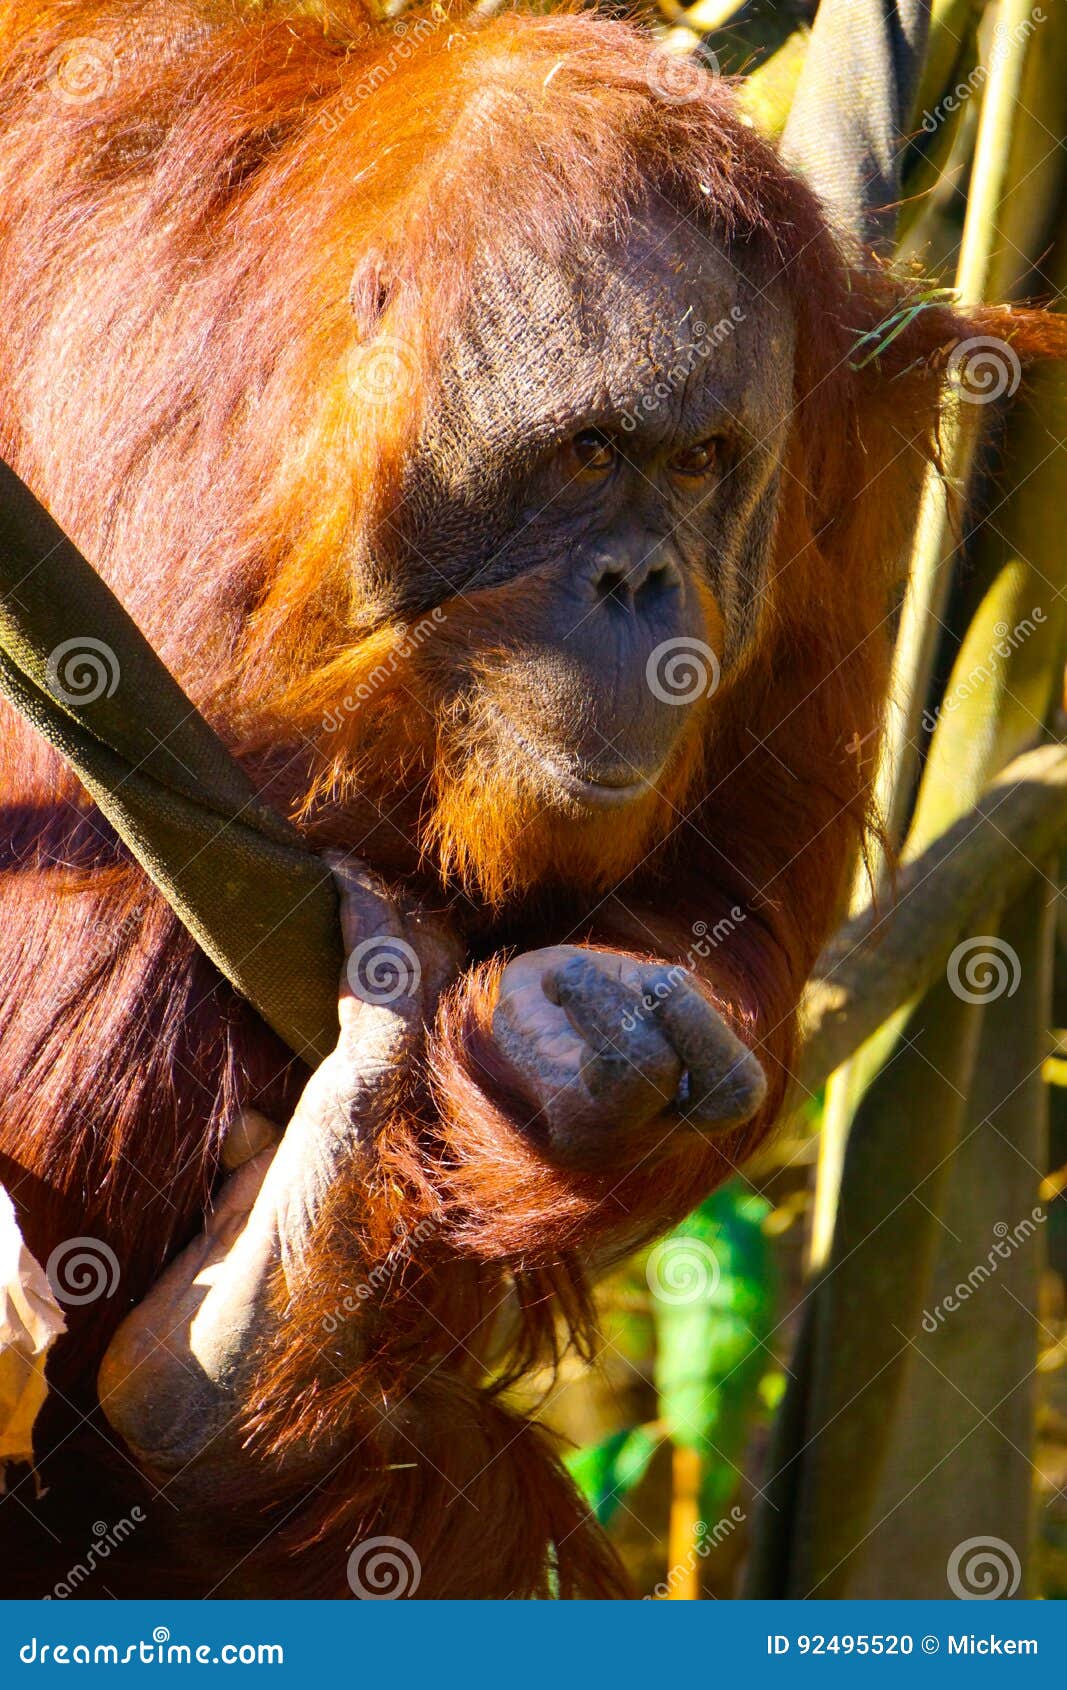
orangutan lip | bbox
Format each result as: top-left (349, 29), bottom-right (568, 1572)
top-left (552, 766), bottom-right (656, 807)
top-left (488, 701), bottom-right (659, 806)
top-left (531, 749), bottom-right (664, 809)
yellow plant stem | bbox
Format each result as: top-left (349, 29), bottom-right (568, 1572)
top-left (665, 1444), bottom-right (703, 1600)
top-left (809, 0), bottom-right (1041, 1272)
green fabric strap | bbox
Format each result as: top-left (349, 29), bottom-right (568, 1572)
top-left (0, 458), bottom-right (342, 1065)
top-left (782, 0), bottom-right (931, 252)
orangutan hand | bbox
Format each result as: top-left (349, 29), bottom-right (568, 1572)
top-left (490, 944), bottom-right (766, 1167)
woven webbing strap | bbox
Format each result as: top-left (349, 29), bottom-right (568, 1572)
top-left (0, 459), bottom-right (341, 1064)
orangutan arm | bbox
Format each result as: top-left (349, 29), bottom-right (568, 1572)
top-left (97, 859), bottom-right (459, 1484)
top-left (99, 908), bottom-right (765, 1491)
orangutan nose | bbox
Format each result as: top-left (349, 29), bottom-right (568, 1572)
top-left (586, 543), bottom-right (682, 608)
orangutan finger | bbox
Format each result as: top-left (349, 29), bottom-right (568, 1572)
top-left (653, 984), bottom-right (767, 1131)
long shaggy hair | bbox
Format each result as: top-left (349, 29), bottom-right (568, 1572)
top-left (0, 0), bottom-right (1063, 1598)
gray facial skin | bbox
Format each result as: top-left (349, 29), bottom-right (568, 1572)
top-left (382, 204), bottom-right (796, 804)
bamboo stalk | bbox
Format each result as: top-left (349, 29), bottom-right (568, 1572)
top-left (665, 1443), bottom-right (703, 1600)
top-left (852, 880), bottom-right (1054, 1595)
top-left (745, 746), bottom-right (1067, 1595)
top-left (851, 184), bottom-right (1067, 1591)
top-left (797, 745), bottom-right (1067, 1097)
top-left (809, 0), bottom-right (1042, 1270)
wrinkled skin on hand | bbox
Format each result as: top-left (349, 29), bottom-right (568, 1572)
top-left (492, 946), bottom-right (766, 1169)
top-left (99, 869), bottom-right (765, 1492)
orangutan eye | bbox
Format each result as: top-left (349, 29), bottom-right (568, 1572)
top-left (669, 438), bottom-right (721, 479)
top-left (563, 428), bottom-right (617, 480)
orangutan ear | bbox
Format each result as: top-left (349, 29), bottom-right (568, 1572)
top-left (348, 253), bottom-right (394, 338)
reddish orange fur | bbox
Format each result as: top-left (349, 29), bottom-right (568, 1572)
top-left (0, 0), bottom-right (1064, 1598)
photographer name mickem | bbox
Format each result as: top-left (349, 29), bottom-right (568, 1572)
top-left (947, 1636), bottom-right (1038, 1656)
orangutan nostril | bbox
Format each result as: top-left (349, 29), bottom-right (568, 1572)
top-left (596, 568), bottom-right (628, 602)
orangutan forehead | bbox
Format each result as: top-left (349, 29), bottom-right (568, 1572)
top-left (427, 208), bottom-right (795, 468)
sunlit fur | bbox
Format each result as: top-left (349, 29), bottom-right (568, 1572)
top-left (277, 572), bottom-right (721, 907)
top-left (0, 0), bottom-right (1064, 1599)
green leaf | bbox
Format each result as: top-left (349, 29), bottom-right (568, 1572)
top-left (564, 1424), bottom-right (661, 1527)
top-left (650, 1182), bottom-right (774, 1517)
